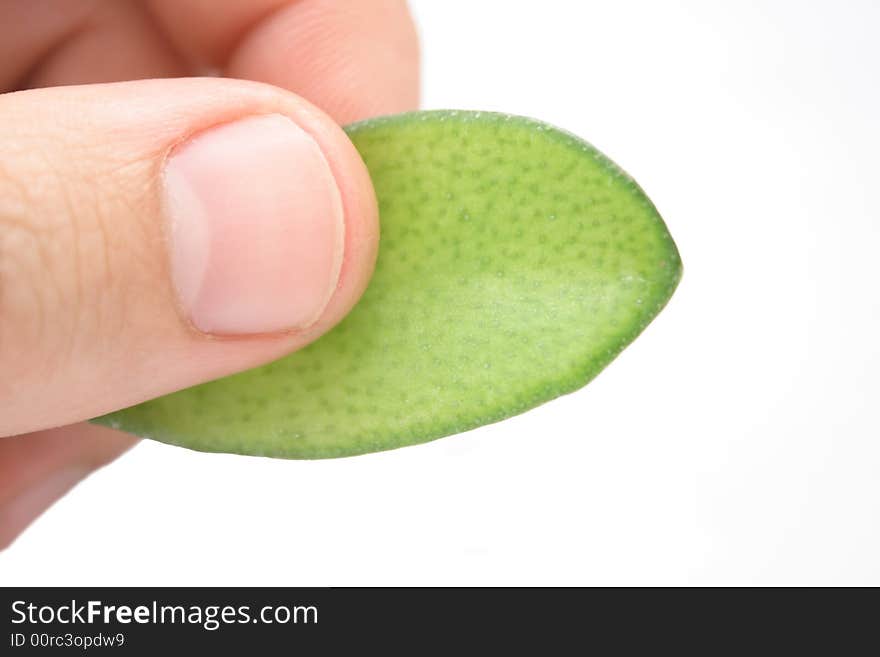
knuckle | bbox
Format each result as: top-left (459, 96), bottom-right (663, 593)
top-left (0, 149), bottom-right (119, 382)
top-left (0, 111), bottom-right (163, 414)
top-left (0, 216), bottom-right (51, 385)
top-left (0, 171), bottom-right (62, 381)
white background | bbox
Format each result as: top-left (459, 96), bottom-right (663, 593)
top-left (3, 0), bottom-right (879, 585)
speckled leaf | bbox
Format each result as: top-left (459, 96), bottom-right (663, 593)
top-left (94, 110), bottom-right (682, 458)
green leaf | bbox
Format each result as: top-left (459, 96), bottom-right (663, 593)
top-left (94, 110), bottom-right (682, 458)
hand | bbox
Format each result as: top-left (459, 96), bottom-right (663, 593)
top-left (0, 0), bottom-right (419, 548)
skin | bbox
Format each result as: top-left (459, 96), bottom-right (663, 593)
top-left (0, 0), bottom-right (420, 549)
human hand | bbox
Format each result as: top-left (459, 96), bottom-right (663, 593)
top-left (0, 0), bottom-right (419, 547)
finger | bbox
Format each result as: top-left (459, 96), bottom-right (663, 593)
top-left (149, 0), bottom-right (420, 124)
top-left (0, 0), bottom-right (187, 92)
top-left (0, 0), bottom-right (95, 90)
top-left (146, 0), bottom-right (289, 67)
top-left (24, 0), bottom-right (187, 88)
top-left (0, 0), bottom-right (193, 550)
top-left (0, 77), bottom-right (378, 437)
top-left (0, 423), bottom-right (136, 549)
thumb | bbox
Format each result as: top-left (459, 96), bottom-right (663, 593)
top-left (0, 78), bottom-right (378, 437)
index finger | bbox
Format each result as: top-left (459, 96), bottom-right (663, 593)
top-left (149, 0), bottom-right (420, 124)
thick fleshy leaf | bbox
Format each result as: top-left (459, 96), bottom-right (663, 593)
top-left (94, 111), bottom-right (682, 458)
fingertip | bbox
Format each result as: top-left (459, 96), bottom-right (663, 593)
top-left (274, 96), bottom-right (380, 341)
top-left (158, 79), bottom-right (380, 342)
top-left (226, 0), bottom-right (421, 124)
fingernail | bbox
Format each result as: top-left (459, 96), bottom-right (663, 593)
top-left (163, 114), bottom-right (345, 335)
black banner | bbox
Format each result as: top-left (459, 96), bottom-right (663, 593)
top-left (0, 587), bottom-right (873, 652)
